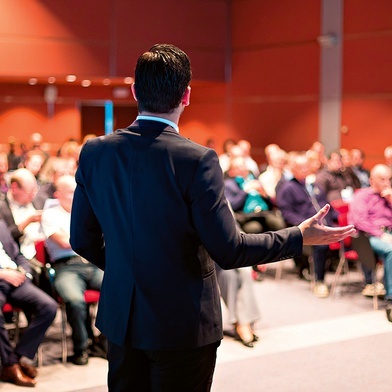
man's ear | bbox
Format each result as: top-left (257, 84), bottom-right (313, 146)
top-left (131, 83), bottom-right (138, 102)
top-left (181, 86), bottom-right (191, 107)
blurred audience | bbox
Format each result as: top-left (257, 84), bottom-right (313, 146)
top-left (29, 133), bottom-right (49, 161)
top-left (36, 157), bottom-right (78, 204)
top-left (237, 139), bottom-right (260, 177)
top-left (309, 141), bottom-right (327, 168)
top-left (7, 137), bottom-right (21, 170)
top-left (340, 148), bottom-right (351, 169)
top-left (348, 164), bottom-right (392, 321)
top-left (259, 143), bottom-right (280, 174)
top-left (258, 147), bottom-right (287, 202)
top-left (224, 156), bottom-right (285, 234)
top-left (58, 140), bottom-right (81, 163)
top-left (23, 150), bottom-right (46, 180)
top-left (306, 149), bottom-right (323, 185)
top-left (350, 148), bottom-right (370, 188)
top-left (315, 150), bottom-right (361, 202)
top-left (218, 139), bottom-right (236, 173)
top-left (276, 152), bottom-right (337, 297)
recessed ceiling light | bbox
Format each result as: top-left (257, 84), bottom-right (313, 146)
top-left (66, 74), bottom-right (77, 82)
top-left (81, 79), bottom-right (91, 87)
top-left (123, 77), bottom-right (133, 84)
top-left (103, 78), bottom-right (111, 86)
top-left (48, 76), bottom-right (56, 84)
top-left (28, 78), bottom-right (38, 85)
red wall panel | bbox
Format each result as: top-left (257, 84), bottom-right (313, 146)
top-left (230, 0), bottom-right (320, 163)
top-left (0, 0), bottom-right (228, 81)
top-left (344, 0), bottom-right (392, 34)
top-left (232, 0), bottom-right (320, 48)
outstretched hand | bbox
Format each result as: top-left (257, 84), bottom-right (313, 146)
top-left (298, 204), bottom-right (356, 246)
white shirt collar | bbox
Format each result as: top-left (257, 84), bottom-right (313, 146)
top-left (136, 115), bottom-right (179, 133)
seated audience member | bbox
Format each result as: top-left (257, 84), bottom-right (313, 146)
top-left (216, 264), bottom-right (260, 348)
top-left (28, 132), bottom-right (49, 161)
top-left (276, 152), bottom-right (338, 297)
top-left (315, 150), bottom-right (361, 202)
top-left (220, 145), bottom-right (245, 176)
top-left (41, 175), bottom-right (103, 365)
top-left (274, 150), bottom-right (298, 198)
top-left (350, 148), bottom-right (370, 188)
top-left (57, 140), bottom-right (81, 163)
top-left (306, 149), bottom-right (322, 185)
top-left (348, 164), bottom-right (392, 321)
top-left (7, 137), bottom-right (22, 171)
top-left (35, 156), bottom-right (78, 206)
top-left (0, 169), bottom-right (45, 266)
top-left (0, 153), bottom-right (9, 194)
top-left (23, 150), bottom-right (46, 181)
top-left (309, 141), bottom-right (328, 168)
top-left (0, 220), bottom-right (57, 388)
top-left (258, 147), bottom-right (287, 201)
top-left (224, 156), bottom-right (285, 234)
top-left (384, 145), bottom-right (392, 171)
top-left (218, 138), bottom-right (236, 173)
top-left (259, 143), bottom-right (281, 174)
top-left (237, 139), bottom-right (260, 177)
top-left (339, 148), bottom-right (351, 169)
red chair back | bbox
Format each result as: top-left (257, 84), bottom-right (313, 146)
top-left (35, 240), bottom-right (47, 264)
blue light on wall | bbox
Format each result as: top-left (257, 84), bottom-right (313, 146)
top-left (105, 100), bottom-right (113, 135)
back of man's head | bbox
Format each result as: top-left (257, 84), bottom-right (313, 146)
top-left (133, 44), bottom-right (192, 114)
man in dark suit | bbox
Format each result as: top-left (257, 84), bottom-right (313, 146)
top-left (0, 220), bottom-right (57, 387)
top-left (70, 44), bottom-right (355, 392)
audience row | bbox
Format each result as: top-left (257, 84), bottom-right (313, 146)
top-left (216, 138), bottom-right (392, 308)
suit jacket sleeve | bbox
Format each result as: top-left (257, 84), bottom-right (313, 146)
top-left (0, 220), bottom-right (31, 273)
top-left (188, 149), bottom-right (303, 268)
top-left (0, 200), bottom-right (24, 242)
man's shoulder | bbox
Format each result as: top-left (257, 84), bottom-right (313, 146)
top-left (280, 178), bottom-right (300, 191)
top-left (0, 196), bottom-right (10, 211)
top-left (315, 168), bottom-right (330, 179)
top-left (42, 203), bottom-right (63, 214)
top-left (352, 187), bottom-right (373, 202)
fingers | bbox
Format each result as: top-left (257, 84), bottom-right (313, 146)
top-left (312, 204), bottom-right (330, 223)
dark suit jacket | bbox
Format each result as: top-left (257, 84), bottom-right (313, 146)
top-left (70, 119), bottom-right (303, 350)
top-left (0, 220), bottom-right (31, 277)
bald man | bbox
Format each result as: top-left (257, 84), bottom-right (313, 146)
top-left (349, 164), bottom-right (392, 321)
top-left (0, 168), bottom-right (44, 262)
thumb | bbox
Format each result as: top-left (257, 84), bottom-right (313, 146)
top-left (313, 204), bottom-right (330, 224)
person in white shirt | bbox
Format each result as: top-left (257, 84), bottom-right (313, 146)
top-left (41, 175), bottom-right (103, 366)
